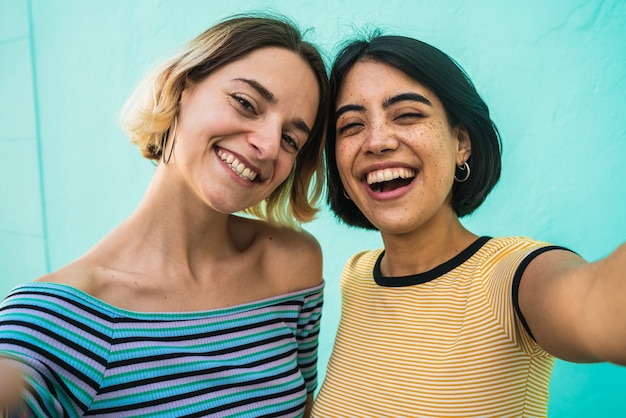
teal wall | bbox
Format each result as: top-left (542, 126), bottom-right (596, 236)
top-left (1, 0), bottom-right (624, 415)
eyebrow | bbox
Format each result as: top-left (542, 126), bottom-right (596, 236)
top-left (234, 78), bottom-right (277, 104)
top-left (292, 119), bottom-right (312, 136)
top-left (335, 104), bottom-right (365, 120)
top-left (383, 92), bottom-right (432, 109)
top-left (335, 92), bottom-right (433, 119)
top-left (234, 78), bottom-right (311, 136)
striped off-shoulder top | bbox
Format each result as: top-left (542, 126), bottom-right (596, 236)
top-left (0, 281), bottom-right (323, 417)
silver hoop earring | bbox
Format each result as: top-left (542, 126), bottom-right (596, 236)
top-left (162, 115), bottom-right (178, 165)
top-left (454, 161), bottom-right (470, 183)
top-left (343, 189), bottom-right (352, 200)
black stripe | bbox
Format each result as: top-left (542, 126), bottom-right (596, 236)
top-left (256, 400), bottom-right (308, 418)
top-left (2, 304), bottom-right (113, 344)
top-left (511, 245), bottom-right (575, 341)
top-left (22, 381), bottom-right (48, 418)
top-left (87, 365), bottom-right (304, 414)
top-left (1, 320), bottom-right (108, 366)
top-left (0, 338), bottom-right (100, 393)
top-left (3, 290), bottom-right (115, 322)
top-left (40, 361), bottom-right (86, 416)
top-left (299, 300), bottom-right (323, 315)
top-left (297, 358), bottom-right (317, 370)
top-left (181, 379), bottom-right (307, 418)
top-left (13, 361), bottom-right (84, 416)
top-left (100, 347), bottom-right (299, 393)
top-left (296, 329), bottom-right (320, 342)
top-left (113, 317), bottom-right (297, 344)
top-left (108, 331), bottom-right (296, 368)
top-left (297, 344), bottom-right (319, 356)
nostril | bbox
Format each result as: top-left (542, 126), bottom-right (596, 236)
top-left (247, 127), bottom-right (282, 159)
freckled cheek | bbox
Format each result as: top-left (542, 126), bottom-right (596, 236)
top-left (335, 142), bottom-right (356, 173)
top-left (421, 131), bottom-right (456, 185)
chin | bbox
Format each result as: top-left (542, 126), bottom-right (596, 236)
top-left (368, 218), bottom-right (411, 235)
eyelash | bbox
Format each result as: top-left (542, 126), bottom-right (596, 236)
top-left (232, 94), bottom-right (257, 115)
top-left (337, 122), bottom-right (362, 135)
top-left (395, 112), bottom-right (424, 120)
top-left (337, 111), bottom-right (425, 133)
top-left (282, 134), bottom-right (300, 152)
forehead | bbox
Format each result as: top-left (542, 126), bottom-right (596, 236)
top-left (225, 46), bottom-right (300, 68)
top-left (213, 46), bottom-right (320, 122)
top-left (337, 60), bottom-right (441, 107)
top-left (214, 47), bottom-right (311, 85)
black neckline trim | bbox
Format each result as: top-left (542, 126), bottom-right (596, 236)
top-left (374, 236), bottom-right (492, 287)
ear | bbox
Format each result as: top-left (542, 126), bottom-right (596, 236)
top-left (455, 125), bottom-right (472, 165)
top-left (183, 75), bottom-right (195, 89)
top-left (180, 76), bottom-right (196, 100)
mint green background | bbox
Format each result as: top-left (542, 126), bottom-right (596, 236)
top-left (1, 0), bottom-right (625, 415)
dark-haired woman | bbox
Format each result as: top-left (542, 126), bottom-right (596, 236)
top-left (312, 35), bottom-right (625, 417)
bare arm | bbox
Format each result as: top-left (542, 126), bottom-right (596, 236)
top-left (303, 393), bottom-right (314, 418)
top-left (519, 243), bottom-right (626, 364)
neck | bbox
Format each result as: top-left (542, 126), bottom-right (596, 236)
top-left (379, 213), bottom-right (478, 277)
top-left (86, 165), bottom-right (247, 275)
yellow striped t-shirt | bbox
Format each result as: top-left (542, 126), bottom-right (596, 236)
top-left (313, 236), bottom-right (558, 417)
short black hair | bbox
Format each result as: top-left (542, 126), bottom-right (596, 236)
top-left (326, 34), bottom-right (502, 230)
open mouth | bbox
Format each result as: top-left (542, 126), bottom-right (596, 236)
top-left (366, 167), bottom-right (416, 193)
top-left (217, 149), bottom-right (259, 182)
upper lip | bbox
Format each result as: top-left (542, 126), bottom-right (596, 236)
top-left (216, 147), bottom-right (262, 181)
top-left (360, 162), bottom-right (417, 183)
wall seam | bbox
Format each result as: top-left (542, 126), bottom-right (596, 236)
top-left (27, 0), bottom-right (51, 273)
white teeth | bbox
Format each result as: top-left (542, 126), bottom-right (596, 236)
top-left (217, 150), bottom-right (258, 181)
top-left (366, 167), bottom-right (416, 185)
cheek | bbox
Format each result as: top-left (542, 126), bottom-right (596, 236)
top-left (275, 156), bottom-right (297, 181)
top-left (334, 141), bottom-right (355, 177)
top-left (431, 140), bottom-right (459, 188)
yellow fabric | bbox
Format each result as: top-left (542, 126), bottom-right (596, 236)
top-left (313, 237), bottom-right (555, 418)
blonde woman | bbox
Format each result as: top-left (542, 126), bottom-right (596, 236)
top-left (0, 15), bottom-right (328, 417)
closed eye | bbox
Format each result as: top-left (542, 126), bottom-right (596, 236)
top-left (395, 112), bottom-right (424, 121)
top-left (337, 122), bottom-right (363, 136)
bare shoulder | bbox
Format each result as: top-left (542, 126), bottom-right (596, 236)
top-left (263, 223), bottom-right (322, 255)
top-left (258, 223), bottom-right (323, 292)
top-left (34, 257), bottom-right (103, 296)
top-left (519, 248), bottom-right (588, 306)
top-left (517, 247), bottom-right (591, 358)
top-left (522, 247), bottom-right (587, 283)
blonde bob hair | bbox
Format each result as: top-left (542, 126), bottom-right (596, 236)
top-left (120, 14), bottom-right (329, 227)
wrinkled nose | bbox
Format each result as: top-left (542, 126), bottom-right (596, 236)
top-left (363, 122), bottom-right (399, 154)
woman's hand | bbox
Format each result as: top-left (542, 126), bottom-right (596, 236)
top-left (0, 358), bottom-right (24, 412)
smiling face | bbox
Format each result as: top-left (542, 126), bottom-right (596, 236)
top-left (170, 47), bottom-right (320, 214)
top-left (334, 60), bottom-right (471, 235)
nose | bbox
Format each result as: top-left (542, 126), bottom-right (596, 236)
top-left (248, 119), bottom-right (282, 160)
top-left (363, 121), bottom-right (399, 154)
